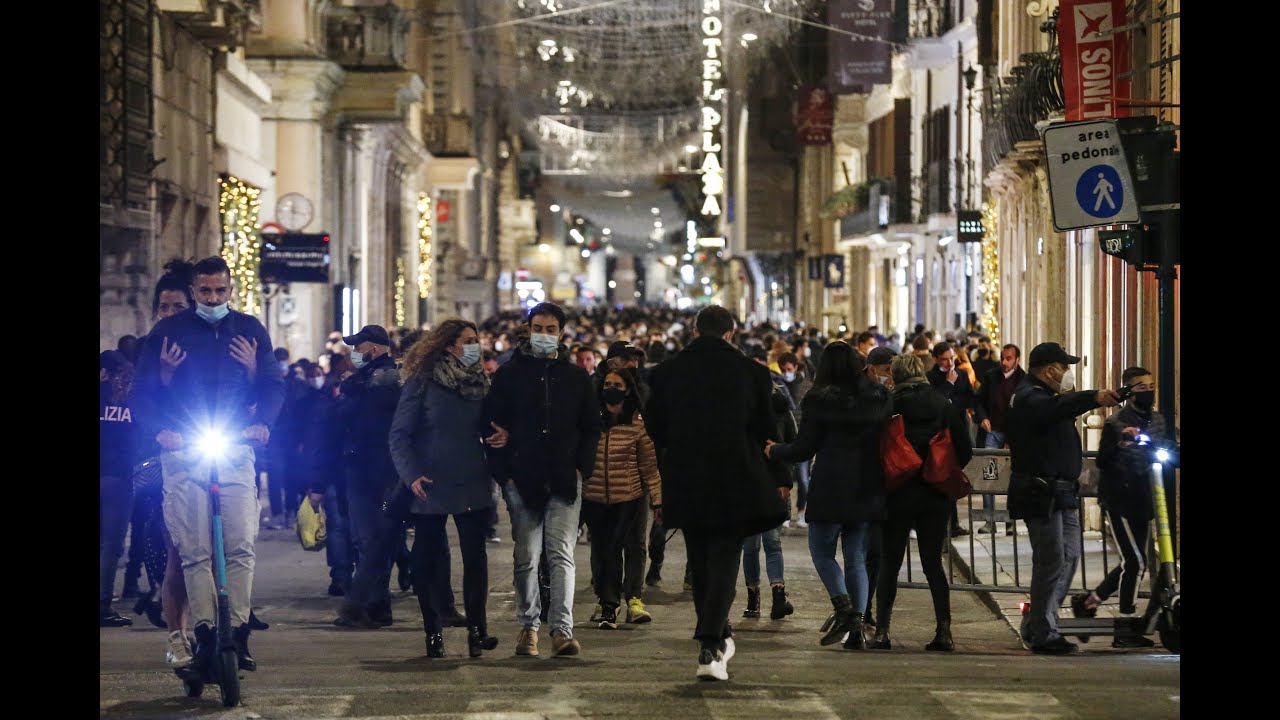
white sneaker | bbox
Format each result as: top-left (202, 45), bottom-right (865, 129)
top-left (796, 517), bottom-right (808, 529)
top-left (165, 630), bottom-right (193, 668)
top-left (696, 646), bottom-right (728, 681)
top-left (782, 520), bottom-right (792, 529)
top-left (722, 637), bottom-right (736, 663)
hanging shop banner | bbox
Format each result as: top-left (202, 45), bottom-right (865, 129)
top-left (1058, 0), bottom-right (1131, 121)
top-left (828, 0), bottom-right (893, 94)
top-left (434, 190), bottom-right (458, 252)
top-left (795, 85), bottom-right (834, 145)
top-left (823, 254), bottom-right (845, 289)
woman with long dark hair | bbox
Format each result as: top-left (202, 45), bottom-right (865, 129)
top-left (582, 367), bottom-right (662, 629)
top-left (766, 341), bottom-right (892, 649)
top-left (872, 353), bottom-right (972, 652)
top-left (390, 318), bottom-right (506, 658)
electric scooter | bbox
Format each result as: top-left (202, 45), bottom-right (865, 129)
top-left (175, 428), bottom-right (245, 707)
top-left (1034, 434), bottom-right (1181, 653)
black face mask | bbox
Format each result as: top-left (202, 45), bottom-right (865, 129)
top-left (601, 387), bottom-right (627, 406)
top-left (1133, 391), bottom-right (1155, 411)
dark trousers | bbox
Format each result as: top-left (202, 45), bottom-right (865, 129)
top-left (648, 518), bottom-right (667, 575)
top-left (412, 509), bottom-right (489, 633)
top-left (582, 498), bottom-right (643, 610)
top-left (346, 485), bottom-right (400, 609)
top-left (1095, 508), bottom-right (1149, 614)
top-left (877, 483), bottom-right (951, 630)
top-left (623, 501), bottom-right (649, 599)
top-left (137, 481), bottom-right (169, 592)
top-left (123, 488), bottom-right (148, 591)
top-left (865, 522), bottom-right (882, 619)
top-left (1021, 508), bottom-right (1082, 646)
top-left (683, 528), bottom-right (743, 650)
top-left (100, 475), bottom-right (134, 612)
top-left (324, 487), bottom-right (354, 587)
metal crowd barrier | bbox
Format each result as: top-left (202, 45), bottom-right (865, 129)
top-left (896, 448), bottom-right (1175, 598)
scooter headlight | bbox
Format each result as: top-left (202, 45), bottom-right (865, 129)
top-left (196, 429), bottom-right (231, 460)
top-left (1154, 448), bottom-right (1170, 464)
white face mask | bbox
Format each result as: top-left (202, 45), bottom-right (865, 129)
top-left (782, 371), bottom-right (796, 383)
top-left (1058, 367), bottom-right (1076, 393)
top-left (310, 377), bottom-right (325, 390)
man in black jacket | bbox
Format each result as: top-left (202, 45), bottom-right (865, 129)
top-left (485, 302), bottom-right (602, 658)
top-left (101, 351), bottom-right (137, 627)
top-left (331, 326), bottom-right (411, 630)
top-left (645, 305), bottom-right (787, 682)
top-left (1006, 342), bottom-right (1120, 655)
top-left (1071, 366), bottom-right (1165, 648)
top-left (928, 341), bottom-right (984, 537)
top-left (130, 256), bottom-right (284, 673)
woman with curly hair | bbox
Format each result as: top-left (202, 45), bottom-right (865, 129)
top-left (390, 318), bottom-right (508, 658)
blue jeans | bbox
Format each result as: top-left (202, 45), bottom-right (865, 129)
top-left (807, 521), bottom-right (871, 614)
top-left (796, 461), bottom-right (810, 513)
top-left (504, 479), bottom-right (582, 637)
top-left (742, 527), bottom-right (784, 587)
top-left (982, 430), bottom-right (1007, 512)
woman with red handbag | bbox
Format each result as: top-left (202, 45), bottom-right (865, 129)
top-left (872, 353), bottom-right (972, 652)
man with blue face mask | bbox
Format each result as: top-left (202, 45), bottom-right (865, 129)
top-left (484, 301), bottom-right (603, 658)
top-left (130, 256), bottom-right (283, 676)
top-left (1006, 342), bottom-right (1120, 655)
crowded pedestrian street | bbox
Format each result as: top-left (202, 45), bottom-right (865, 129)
top-left (102, 0), bottom-right (1180, 716)
top-left (100, 517), bottom-right (1180, 719)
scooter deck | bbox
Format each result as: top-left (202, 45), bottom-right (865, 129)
top-left (1057, 616), bottom-right (1149, 637)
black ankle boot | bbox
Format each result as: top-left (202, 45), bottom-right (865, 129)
top-left (248, 610), bottom-right (269, 631)
top-left (842, 617), bottom-right (866, 650)
top-left (468, 626), bottom-right (499, 657)
top-left (426, 632), bottom-right (445, 658)
top-left (820, 594), bottom-right (855, 646)
top-left (926, 621), bottom-right (954, 652)
top-left (770, 585), bottom-right (794, 620)
top-left (233, 624), bottom-right (257, 671)
top-left (192, 623), bottom-right (217, 678)
top-left (743, 587), bottom-right (761, 618)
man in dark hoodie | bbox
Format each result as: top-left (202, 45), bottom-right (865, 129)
top-left (485, 302), bottom-right (602, 658)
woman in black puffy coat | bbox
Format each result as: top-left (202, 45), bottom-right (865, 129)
top-left (873, 353), bottom-right (972, 652)
top-left (767, 342), bottom-right (892, 650)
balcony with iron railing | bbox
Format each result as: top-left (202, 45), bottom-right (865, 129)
top-left (907, 0), bottom-right (955, 41)
top-left (835, 178), bottom-right (912, 238)
top-left (422, 113), bottom-right (474, 157)
top-left (326, 2), bottom-right (409, 70)
top-left (981, 13), bottom-right (1064, 169)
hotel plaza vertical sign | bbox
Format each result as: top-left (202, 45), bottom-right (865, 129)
top-left (1058, 0), bottom-right (1131, 121)
top-left (700, 1), bottom-right (725, 220)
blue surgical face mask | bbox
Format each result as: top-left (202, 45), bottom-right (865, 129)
top-left (530, 333), bottom-right (559, 356)
top-left (195, 301), bottom-right (230, 324)
top-left (350, 350), bottom-right (365, 368)
top-left (460, 343), bottom-right (481, 366)
top-left (782, 371), bottom-right (796, 383)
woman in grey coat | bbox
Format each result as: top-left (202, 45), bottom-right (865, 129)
top-left (390, 318), bottom-right (508, 658)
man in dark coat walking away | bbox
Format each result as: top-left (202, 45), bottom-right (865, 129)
top-left (644, 305), bottom-right (788, 682)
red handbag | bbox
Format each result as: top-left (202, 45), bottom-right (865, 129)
top-left (923, 427), bottom-right (973, 500)
top-left (880, 415), bottom-right (923, 492)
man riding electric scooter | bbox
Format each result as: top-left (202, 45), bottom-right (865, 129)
top-left (131, 256), bottom-right (284, 705)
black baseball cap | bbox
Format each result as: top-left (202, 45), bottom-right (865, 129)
top-left (866, 347), bottom-right (895, 367)
top-left (1028, 342), bottom-right (1081, 369)
top-left (607, 341), bottom-right (645, 361)
top-left (343, 325), bottom-right (391, 347)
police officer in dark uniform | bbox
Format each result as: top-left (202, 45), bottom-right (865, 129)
top-left (1006, 342), bottom-right (1120, 654)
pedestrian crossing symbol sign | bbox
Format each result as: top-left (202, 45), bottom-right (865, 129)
top-left (1042, 119), bottom-right (1140, 232)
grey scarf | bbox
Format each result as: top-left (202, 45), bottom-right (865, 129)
top-left (432, 353), bottom-right (490, 400)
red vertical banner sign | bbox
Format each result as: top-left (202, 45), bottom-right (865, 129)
top-left (795, 85), bottom-right (834, 145)
top-left (1058, 0), bottom-right (1131, 121)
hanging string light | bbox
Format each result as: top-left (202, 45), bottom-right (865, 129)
top-left (978, 201), bottom-right (999, 344)
top-left (394, 256), bottom-right (407, 327)
top-left (218, 175), bottom-right (262, 316)
top-left (417, 192), bottom-right (433, 298)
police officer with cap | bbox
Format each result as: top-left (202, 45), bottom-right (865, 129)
top-left (1006, 342), bottom-right (1120, 654)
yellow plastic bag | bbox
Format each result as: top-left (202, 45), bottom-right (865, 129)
top-left (296, 497), bottom-right (328, 551)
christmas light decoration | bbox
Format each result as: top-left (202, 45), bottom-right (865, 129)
top-left (417, 192), bottom-right (432, 298)
top-left (394, 256), bottom-right (407, 327)
top-left (978, 201), bottom-right (999, 344)
top-left (218, 175), bottom-right (262, 316)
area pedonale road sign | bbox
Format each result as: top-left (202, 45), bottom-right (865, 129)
top-left (1042, 119), bottom-right (1141, 232)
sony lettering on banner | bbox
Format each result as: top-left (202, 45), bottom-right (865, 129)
top-left (1058, 0), bottom-right (1131, 121)
top-left (828, 0), bottom-right (893, 94)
